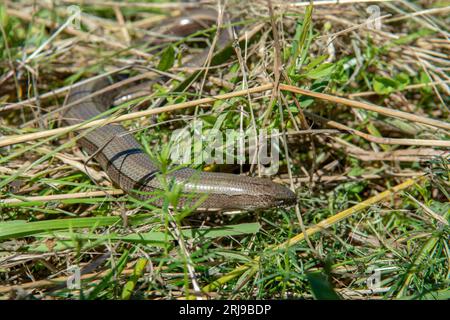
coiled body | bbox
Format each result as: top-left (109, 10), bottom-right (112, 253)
top-left (63, 9), bottom-right (296, 211)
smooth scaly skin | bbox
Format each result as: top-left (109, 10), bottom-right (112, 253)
top-left (63, 10), bottom-right (297, 211)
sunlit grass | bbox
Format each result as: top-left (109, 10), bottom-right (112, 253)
top-left (0, 0), bottom-right (449, 300)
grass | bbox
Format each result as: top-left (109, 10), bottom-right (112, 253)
top-left (0, 0), bottom-right (449, 300)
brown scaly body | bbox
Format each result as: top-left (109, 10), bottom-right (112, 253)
top-left (63, 9), bottom-right (296, 211)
